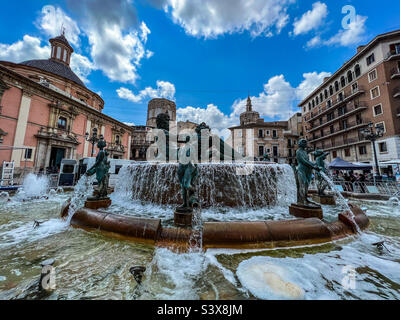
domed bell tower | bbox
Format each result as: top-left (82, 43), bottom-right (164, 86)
top-left (49, 31), bottom-right (74, 66)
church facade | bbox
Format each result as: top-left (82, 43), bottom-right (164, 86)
top-left (0, 34), bottom-right (132, 178)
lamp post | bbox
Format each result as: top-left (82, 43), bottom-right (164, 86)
top-left (85, 127), bottom-right (103, 157)
top-left (360, 122), bottom-right (384, 178)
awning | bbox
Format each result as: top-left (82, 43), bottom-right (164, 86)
top-left (379, 160), bottom-right (400, 165)
top-left (328, 157), bottom-right (373, 170)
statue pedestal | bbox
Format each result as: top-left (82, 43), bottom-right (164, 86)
top-left (174, 208), bottom-right (193, 227)
top-left (289, 203), bottom-right (323, 220)
top-left (84, 198), bottom-right (112, 210)
top-left (312, 194), bottom-right (336, 205)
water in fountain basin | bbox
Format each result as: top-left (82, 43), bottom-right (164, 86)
top-left (66, 174), bottom-right (95, 224)
top-left (319, 172), bottom-right (361, 233)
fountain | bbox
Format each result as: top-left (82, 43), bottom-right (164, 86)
top-left (61, 118), bottom-right (369, 251)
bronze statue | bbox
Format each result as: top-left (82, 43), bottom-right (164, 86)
top-left (177, 160), bottom-right (198, 211)
top-left (314, 149), bottom-right (330, 196)
top-left (262, 153), bottom-right (271, 162)
top-left (293, 139), bottom-right (321, 207)
top-left (177, 133), bottom-right (199, 211)
top-left (86, 138), bottom-right (110, 199)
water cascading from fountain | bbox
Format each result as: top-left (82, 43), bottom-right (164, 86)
top-left (66, 175), bottom-right (95, 224)
top-left (114, 163), bottom-right (296, 208)
top-left (320, 172), bottom-right (361, 233)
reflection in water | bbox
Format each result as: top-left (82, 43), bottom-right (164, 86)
top-left (0, 193), bottom-right (399, 300)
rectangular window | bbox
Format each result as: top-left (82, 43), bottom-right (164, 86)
top-left (332, 151), bottom-right (337, 158)
top-left (330, 125), bottom-right (334, 134)
top-left (352, 82), bottom-right (358, 93)
top-left (370, 86), bottom-right (380, 99)
top-left (359, 145), bottom-right (367, 155)
top-left (344, 148), bottom-right (351, 157)
top-left (63, 49), bottom-right (67, 62)
top-left (24, 148), bottom-right (33, 160)
top-left (375, 122), bottom-right (386, 134)
top-left (272, 130), bottom-right (277, 138)
top-left (58, 117), bottom-right (67, 130)
top-left (379, 142), bottom-right (387, 153)
top-left (366, 53), bottom-right (375, 66)
top-left (373, 104), bottom-right (383, 116)
top-left (368, 69), bottom-right (377, 82)
top-left (56, 46), bottom-right (61, 59)
top-left (258, 130), bottom-right (264, 138)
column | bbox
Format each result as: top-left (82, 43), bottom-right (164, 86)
top-left (83, 119), bottom-right (91, 157)
top-left (127, 135), bottom-right (132, 160)
top-left (11, 92), bottom-right (32, 167)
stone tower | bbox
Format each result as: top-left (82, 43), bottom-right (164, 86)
top-left (240, 96), bottom-right (260, 125)
top-left (146, 98), bottom-right (177, 128)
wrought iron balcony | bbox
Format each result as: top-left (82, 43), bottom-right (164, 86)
top-left (394, 87), bottom-right (400, 99)
top-left (307, 102), bottom-right (367, 133)
top-left (306, 86), bottom-right (365, 123)
top-left (308, 121), bottom-right (369, 144)
top-left (391, 68), bottom-right (400, 80)
top-left (107, 143), bottom-right (125, 153)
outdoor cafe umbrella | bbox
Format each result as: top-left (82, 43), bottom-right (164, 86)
top-left (328, 157), bottom-right (372, 170)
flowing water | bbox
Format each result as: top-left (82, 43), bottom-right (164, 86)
top-left (320, 172), bottom-right (361, 233)
top-left (0, 170), bottom-right (399, 300)
top-left (66, 175), bottom-right (95, 224)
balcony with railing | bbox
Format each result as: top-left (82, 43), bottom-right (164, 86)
top-left (386, 50), bottom-right (400, 61)
top-left (394, 87), bottom-right (400, 98)
top-left (305, 86), bottom-right (365, 123)
top-left (309, 120), bottom-right (369, 144)
top-left (307, 102), bottom-right (367, 133)
top-left (391, 68), bottom-right (400, 80)
top-left (107, 143), bottom-right (125, 154)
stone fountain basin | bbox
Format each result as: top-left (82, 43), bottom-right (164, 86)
top-left (61, 203), bottom-right (369, 250)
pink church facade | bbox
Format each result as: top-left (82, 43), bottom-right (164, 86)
top-left (0, 34), bottom-right (132, 178)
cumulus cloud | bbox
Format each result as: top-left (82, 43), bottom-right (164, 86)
top-left (177, 104), bottom-right (237, 139)
top-left (70, 53), bottom-right (96, 83)
top-left (154, 0), bottom-right (294, 38)
top-left (36, 5), bottom-right (81, 47)
top-left (307, 15), bottom-right (367, 48)
top-left (117, 81), bottom-right (176, 103)
top-left (0, 35), bottom-right (50, 62)
top-left (66, 0), bottom-right (152, 83)
top-left (292, 2), bottom-right (328, 36)
top-left (176, 71), bottom-right (330, 139)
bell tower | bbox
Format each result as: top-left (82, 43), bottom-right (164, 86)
top-left (49, 30), bottom-right (74, 66)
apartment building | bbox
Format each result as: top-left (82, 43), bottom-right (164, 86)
top-left (229, 96), bottom-right (301, 164)
top-left (299, 29), bottom-right (400, 165)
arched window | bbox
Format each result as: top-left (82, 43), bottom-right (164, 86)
top-left (335, 81), bottom-right (339, 92)
top-left (347, 70), bottom-right (353, 83)
top-left (63, 49), bottom-right (67, 62)
top-left (320, 93), bottom-right (323, 102)
top-left (329, 85), bottom-right (333, 96)
top-left (312, 100), bottom-right (315, 107)
top-left (115, 135), bottom-right (120, 145)
top-left (355, 64), bottom-right (361, 77)
top-left (340, 76), bottom-right (346, 88)
top-left (308, 102), bottom-right (311, 111)
top-left (58, 117), bottom-right (67, 130)
top-left (56, 46), bottom-right (61, 59)
top-left (316, 96), bottom-right (319, 105)
top-left (324, 89), bottom-right (328, 99)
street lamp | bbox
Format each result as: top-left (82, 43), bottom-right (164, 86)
top-left (360, 122), bottom-right (384, 178)
top-left (85, 127), bottom-right (103, 157)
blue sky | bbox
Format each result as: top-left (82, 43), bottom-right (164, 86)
top-left (1, 0), bottom-right (399, 137)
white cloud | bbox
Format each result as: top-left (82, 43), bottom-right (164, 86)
top-left (176, 71), bottom-right (330, 138)
top-left (123, 122), bottom-right (135, 126)
top-left (292, 2), bottom-right (328, 36)
top-left (117, 80), bottom-right (176, 103)
top-left (156, 0), bottom-right (293, 38)
top-left (65, 0), bottom-right (153, 84)
top-left (307, 15), bottom-right (367, 48)
top-left (70, 53), bottom-right (96, 83)
top-left (0, 35), bottom-right (50, 62)
top-left (37, 5), bottom-right (81, 47)
top-left (177, 104), bottom-right (237, 139)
